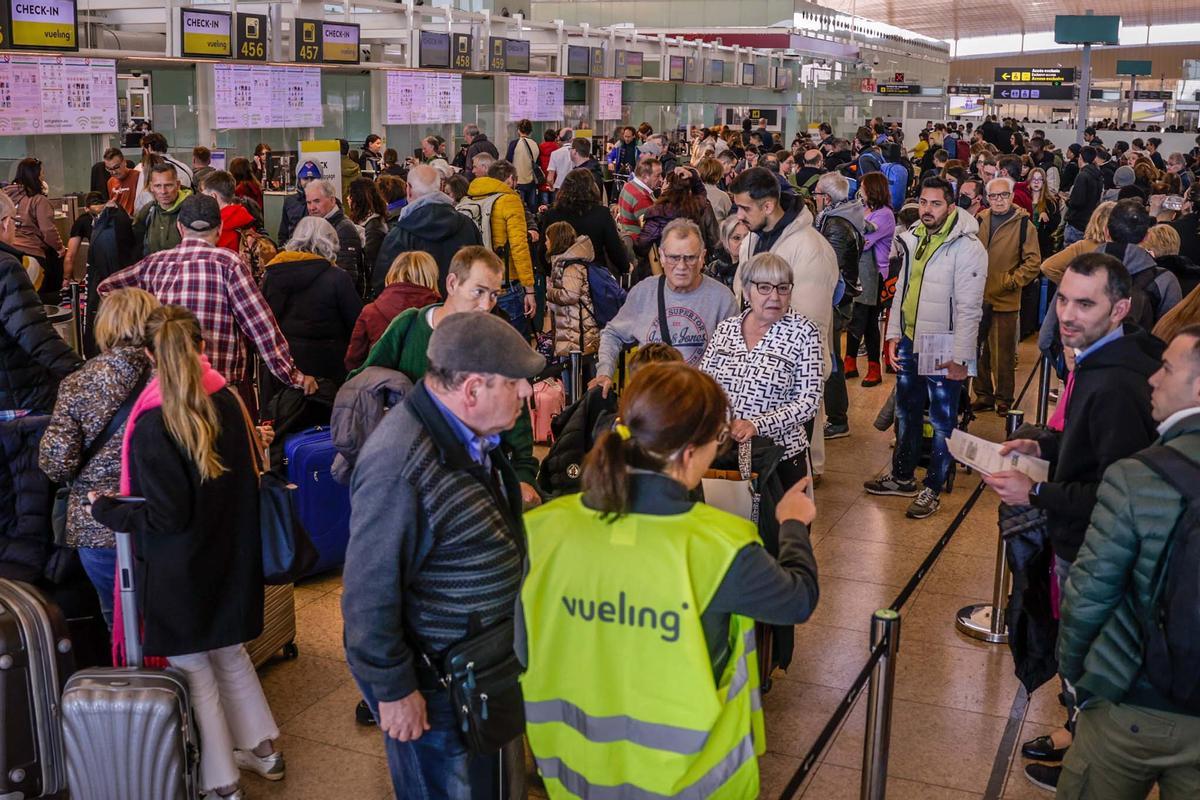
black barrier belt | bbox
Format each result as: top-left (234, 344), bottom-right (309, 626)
top-left (777, 637), bottom-right (890, 800)
top-left (775, 356), bottom-right (1043, 797)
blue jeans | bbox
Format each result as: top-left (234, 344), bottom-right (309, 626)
top-left (517, 182), bottom-right (537, 214)
top-left (77, 546), bottom-right (117, 630)
top-left (1063, 223), bottom-right (1085, 246)
top-left (357, 681), bottom-right (499, 800)
top-left (496, 281), bottom-right (530, 340)
top-left (892, 336), bottom-right (963, 494)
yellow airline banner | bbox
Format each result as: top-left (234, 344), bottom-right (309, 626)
top-left (9, 0), bottom-right (78, 50)
top-left (180, 8), bottom-right (231, 58)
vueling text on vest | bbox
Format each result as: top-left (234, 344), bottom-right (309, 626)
top-left (560, 592), bottom-right (684, 642)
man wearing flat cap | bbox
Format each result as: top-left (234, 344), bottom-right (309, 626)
top-left (343, 308), bottom-right (544, 799)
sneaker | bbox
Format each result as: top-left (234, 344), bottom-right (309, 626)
top-left (1024, 762), bottom-right (1061, 793)
top-left (864, 474), bottom-right (919, 496)
top-left (995, 401), bottom-right (1012, 417)
top-left (824, 421), bottom-right (850, 440)
top-left (906, 488), bottom-right (941, 519)
top-left (234, 748), bottom-right (285, 781)
top-left (203, 791), bottom-right (244, 800)
top-left (843, 356), bottom-right (859, 378)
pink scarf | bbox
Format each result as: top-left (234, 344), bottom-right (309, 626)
top-left (112, 356), bottom-right (227, 667)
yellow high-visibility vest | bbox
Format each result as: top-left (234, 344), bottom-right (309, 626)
top-left (521, 493), bottom-right (765, 799)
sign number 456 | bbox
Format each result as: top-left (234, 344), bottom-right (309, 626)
top-left (240, 41), bottom-right (264, 59)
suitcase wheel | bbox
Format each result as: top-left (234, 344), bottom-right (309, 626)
top-left (283, 642), bottom-right (299, 660)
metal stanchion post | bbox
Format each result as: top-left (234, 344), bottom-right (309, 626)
top-left (569, 351), bottom-right (583, 406)
top-left (1035, 355), bottom-right (1052, 426)
top-left (860, 610), bottom-right (900, 800)
top-left (70, 281), bottom-right (83, 355)
top-left (954, 409), bottom-right (1022, 644)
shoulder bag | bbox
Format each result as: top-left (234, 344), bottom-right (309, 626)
top-left (657, 275), bottom-right (673, 346)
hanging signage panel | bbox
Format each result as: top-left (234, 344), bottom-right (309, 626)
top-left (452, 33), bottom-right (472, 70)
top-left (596, 78), bottom-right (622, 119)
top-left (992, 84), bottom-right (1074, 100)
top-left (322, 22), bottom-right (359, 64)
top-left (180, 8), bottom-right (231, 58)
top-left (508, 75), bottom-right (563, 121)
top-left (876, 83), bottom-right (921, 95)
top-left (213, 63), bottom-right (322, 129)
top-left (385, 70), bottom-right (462, 125)
top-left (0, 55), bottom-right (116, 133)
top-left (236, 13), bottom-right (267, 61)
top-left (294, 18), bottom-right (321, 63)
top-left (993, 67), bottom-right (1075, 84)
top-left (6, 0), bottom-right (78, 51)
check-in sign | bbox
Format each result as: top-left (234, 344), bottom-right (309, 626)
top-left (181, 8), bottom-right (231, 58)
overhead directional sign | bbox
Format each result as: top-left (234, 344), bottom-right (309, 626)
top-left (948, 84), bottom-right (990, 95)
top-left (1116, 60), bottom-right (1152, 76)
top-left (994, 67), bottom-right (1075, 84)
top-left (992, 84), bottom-right (1074, 101)
top-left (876, 83), bottom-right (921, 95)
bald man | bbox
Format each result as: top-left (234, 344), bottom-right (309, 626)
top-left (795, 149), bottom-right (825, 196)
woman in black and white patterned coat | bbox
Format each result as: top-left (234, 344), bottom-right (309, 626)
top-left (700, 252), bottom-right (824, 488)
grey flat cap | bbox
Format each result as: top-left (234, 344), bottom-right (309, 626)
top-left (428, 311), bottom-right (546, 379)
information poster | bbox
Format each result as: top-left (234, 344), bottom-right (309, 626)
top-left (180, 8), bottom-right (231, 58)
top-left (385, 70), bottom-right (462, 125)
top-left (596, 79), bottom-right (622, 120)
top-left (508, 75), bottom-right (563, 121)
top-left (213, 64), bottom-right (323, 129)
top-left (298, 139), bottom-right (341, 192)
top-left (0, 55), bottom-right (116, 134)
top-left (6, 0), bottom-right (78, 50)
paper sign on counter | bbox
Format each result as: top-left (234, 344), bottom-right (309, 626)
top-left (947, 430), bottom-right (1049, 482)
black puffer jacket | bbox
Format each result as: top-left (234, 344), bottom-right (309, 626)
top-left (84, 207), bottom-right (138, 357)
top-left (536, 386), bottom-right (618, 497)
top-left (0, 415), bottom-right (53, 583)
top-left (816, 205), bottom-right (865, 297)
top-left (372, 197), bottom-right (482, 295)
top-left (261, 252), bottom-right (363, 383)
top-left (0, 242), bottom-right (82, 413)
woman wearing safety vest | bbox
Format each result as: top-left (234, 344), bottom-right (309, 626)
top-left (518, 362), bottom-right (820, 798)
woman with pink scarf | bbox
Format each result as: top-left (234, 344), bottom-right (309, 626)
top-left (89, 304), bottom-right (284, 799)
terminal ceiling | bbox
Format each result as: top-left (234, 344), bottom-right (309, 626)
top-left (815, 0), bottom-right (1200, 42)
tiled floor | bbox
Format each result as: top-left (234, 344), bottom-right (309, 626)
top-left (249, 340), bottom-right (1073, 799)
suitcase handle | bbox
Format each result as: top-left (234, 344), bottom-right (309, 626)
top-left (111, 497), bottom-right (145, 668)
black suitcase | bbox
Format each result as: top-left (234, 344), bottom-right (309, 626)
top-left (61, 522), bottom-right (201, 800)
top-left (0, 578), bottom-right (75, 798)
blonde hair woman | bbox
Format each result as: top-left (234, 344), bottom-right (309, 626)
top-left (88, 305), bottom-right (284, 799)
top-left (1041, 201), bottom-right (1117, 284)
top-left (40, 287), bottom-right (159, 626)
top-left (344, 250), bottom-right (441, 371)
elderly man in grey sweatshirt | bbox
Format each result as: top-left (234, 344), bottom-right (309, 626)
top-left (589, 219), bottom-right (737, 395)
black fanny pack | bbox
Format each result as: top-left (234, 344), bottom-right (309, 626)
top-left (423, 617), bottom-right (525, 755)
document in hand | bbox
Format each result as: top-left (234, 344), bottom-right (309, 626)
top-left (916, 332), bottom-right (978, 377)
top-left (947, 429), bottom-right (1050, 482)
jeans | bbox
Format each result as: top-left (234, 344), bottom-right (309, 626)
top-left (357, 681), bottom-right (499, 800)
top-left (496, 281), bottom-right (530, 340)
top-left (517, 182), bottom-right (537, 214)
top-left (77, 546), bottom-right (117, 630)
top-left (824, 305), bottom-right (851, 426)
top-left (168, 644), bottom-right (279, 793)
top-left (892, 336), bottom-right (963, 494)
top-left (1063, 223), bottom-right (1085, 246)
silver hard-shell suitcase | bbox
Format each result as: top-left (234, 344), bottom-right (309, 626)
top-left (61, 524), bottom-right (201, 800)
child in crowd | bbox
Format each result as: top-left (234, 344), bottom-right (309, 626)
top-left (544, 221), bottom-right (600, 360)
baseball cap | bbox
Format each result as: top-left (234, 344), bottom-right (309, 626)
top-left (177, 194), bottom-right (221, 233)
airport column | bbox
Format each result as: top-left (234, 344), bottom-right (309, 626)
top-left (1076, 11), bottom-right (1093, 145)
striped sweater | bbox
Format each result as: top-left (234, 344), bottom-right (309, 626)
top-left (616, 179), bottom-right (655, 237)
top-left (342, 380), bottom-right (526, 701)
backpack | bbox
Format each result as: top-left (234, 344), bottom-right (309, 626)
top-left (1105, 243), bottom-right (1166, 331)
top-left (529, 378), bottom-right (565, 443)
top-left (559, 258), bottom-right (627, 328)
top-left (880, 162), bottom-right (908, 210)
top-left (858, 150), bottom-right (883, 175)
top-left (239, 227), bottom-right (278, 282)
top-left (456, 193), bottom-right (510, 272)
top-left (1131, 444), bottom-right (1200, 713)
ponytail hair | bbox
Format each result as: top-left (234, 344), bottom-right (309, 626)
top-left (581, 363), bottom-right (728, 519)
top-left (145, 305), bottom-right (226, 481)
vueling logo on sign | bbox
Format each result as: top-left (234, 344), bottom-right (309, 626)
top-left (11, 0), bottom-right (76, 48)
top-left (560, 591), bottom-right (685, 642)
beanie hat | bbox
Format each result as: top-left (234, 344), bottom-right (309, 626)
top-left (297, 161), bottom-right (322, 180)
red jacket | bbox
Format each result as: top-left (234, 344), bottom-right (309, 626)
top-left (344, 283), bottom-right (440, 371)
top-left (1013, 182), bottom-right (1034, 215)
top-left (217, 203), bottom-right (257, 252)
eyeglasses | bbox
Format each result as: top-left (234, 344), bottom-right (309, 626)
top-left (661, 254), bottom-right (701, 266)
top-left (987, 191), bottom-right (1012, 200)
top-left (752, 281), bottom-right (793, 296)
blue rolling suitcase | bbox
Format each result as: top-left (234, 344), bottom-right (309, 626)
top-left (284, 426), bottom-right (351, 576)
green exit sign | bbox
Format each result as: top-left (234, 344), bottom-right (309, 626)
top-left (1116, 60), bottom-right (1152, 76)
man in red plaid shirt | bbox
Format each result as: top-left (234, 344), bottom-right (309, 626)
top-left (99, 194), bottom-right (316, 407)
